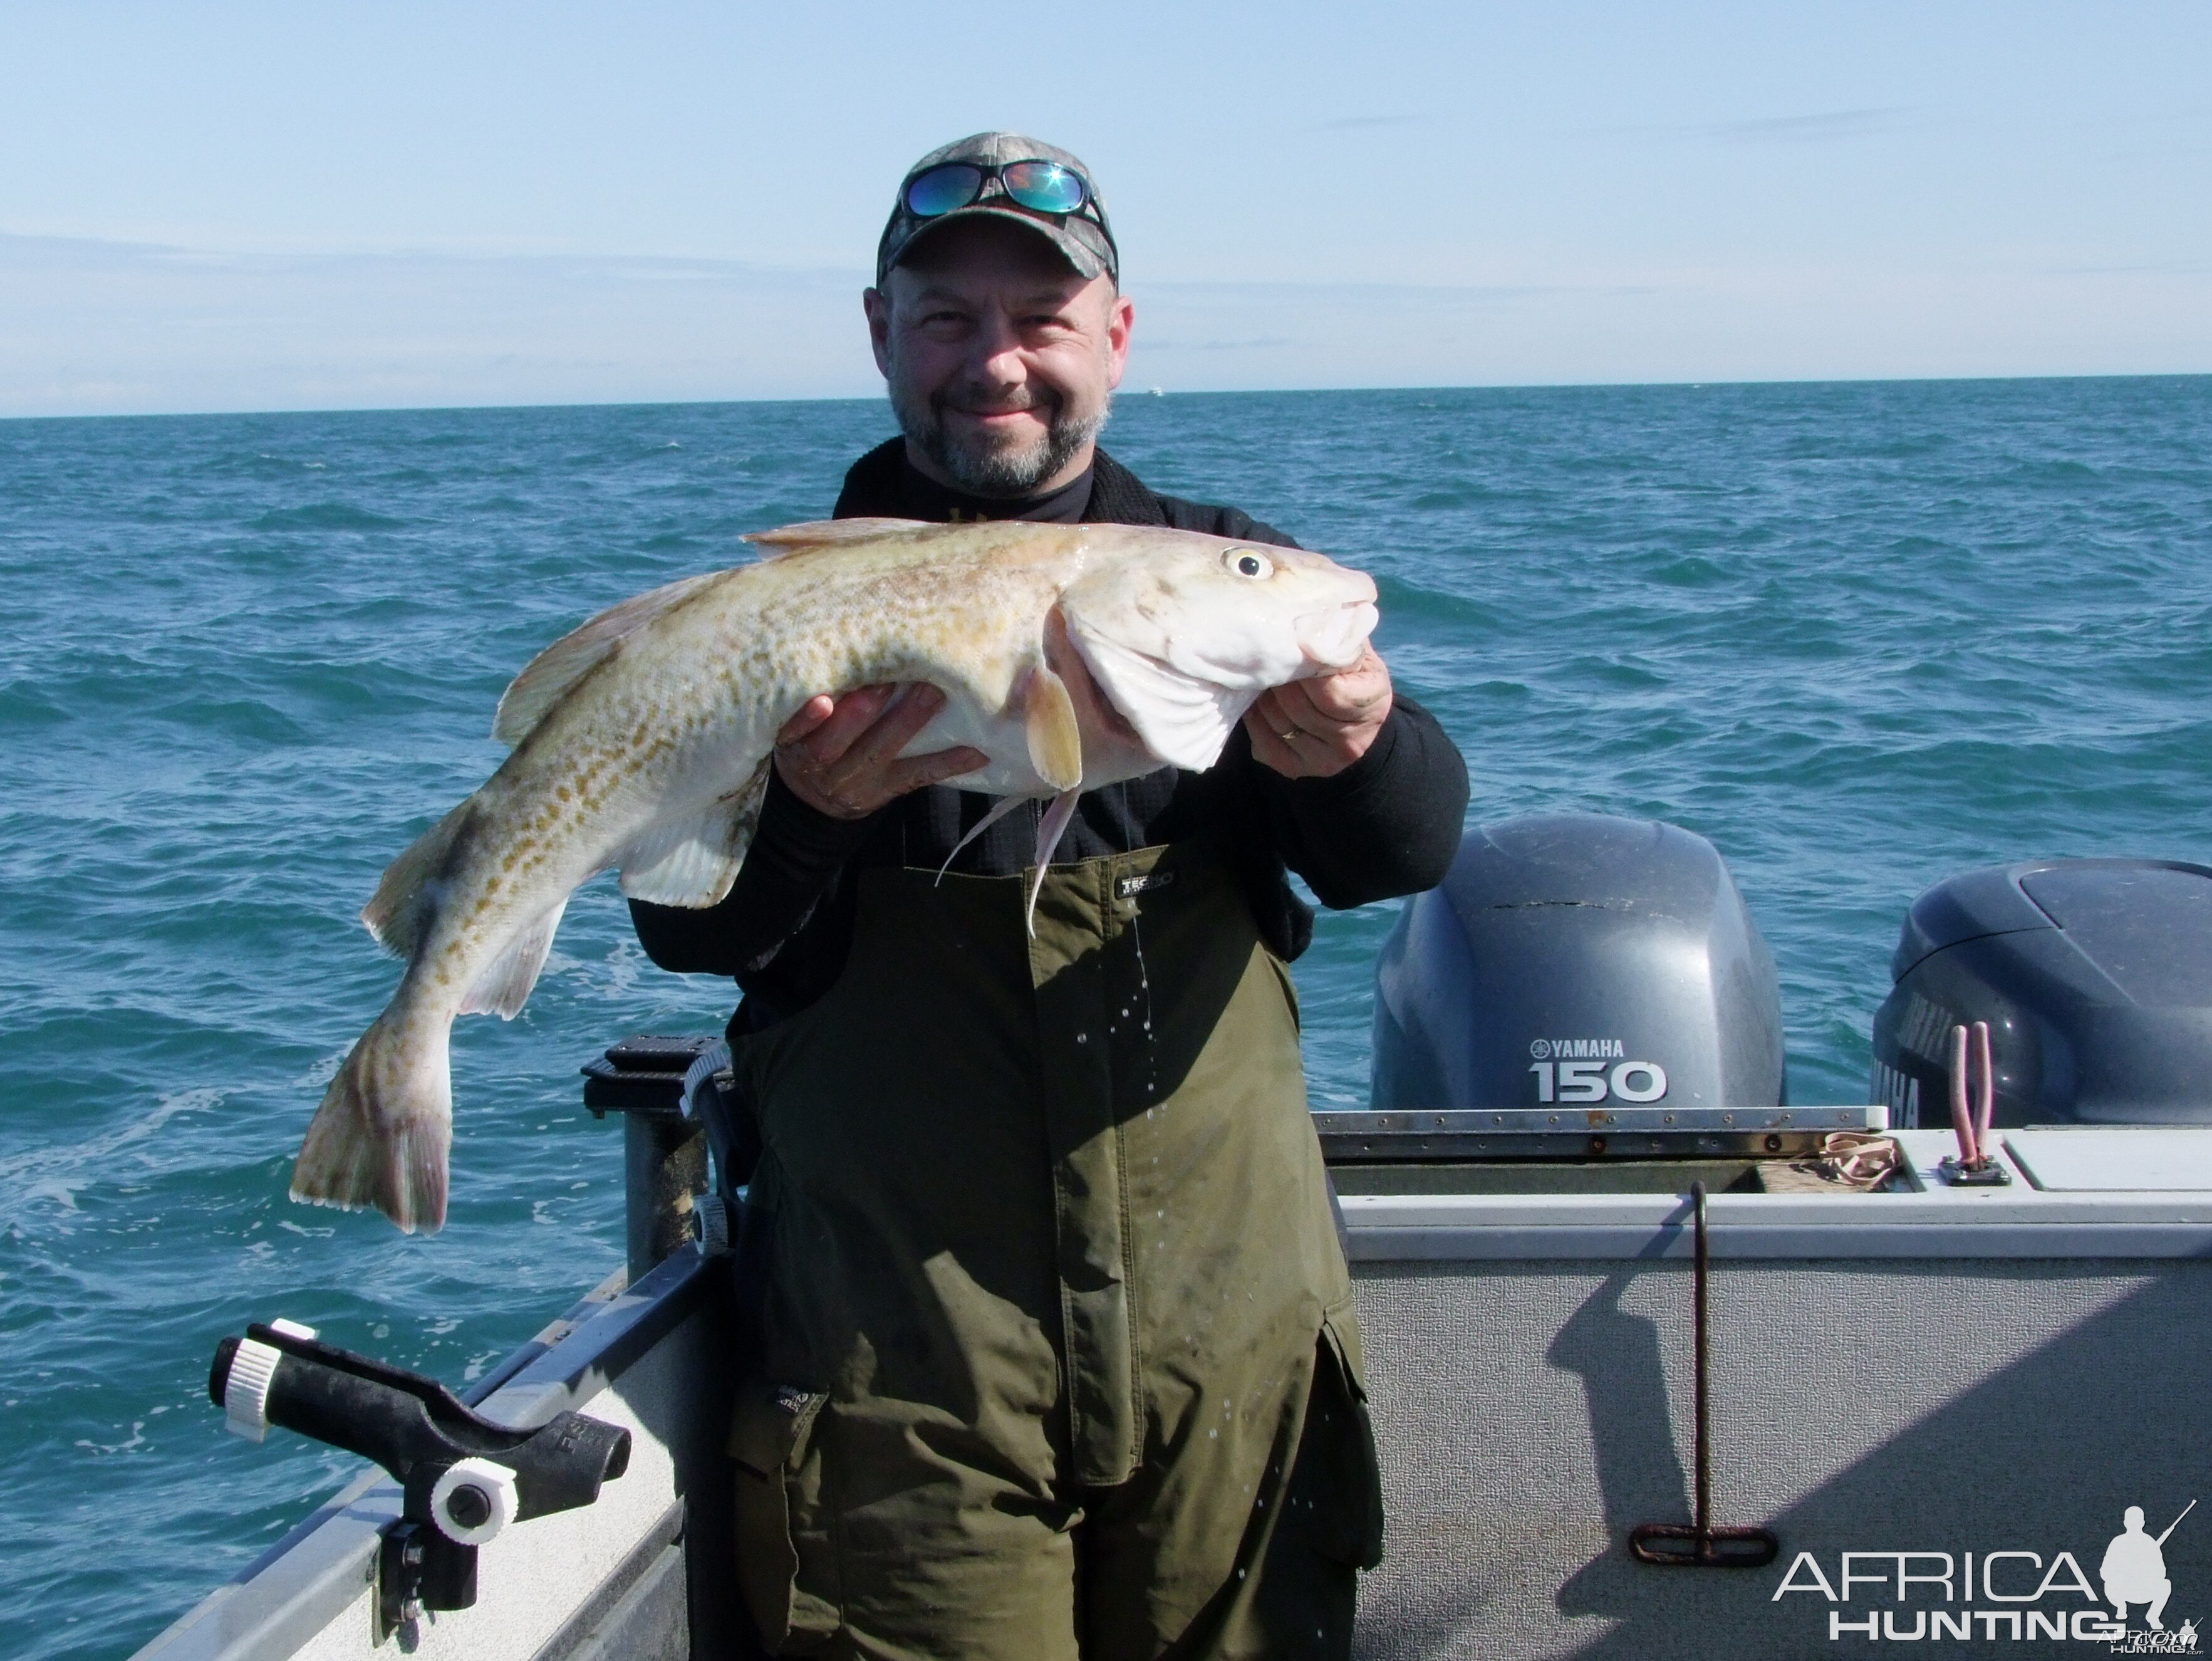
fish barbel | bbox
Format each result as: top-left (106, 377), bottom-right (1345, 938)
top-left (291, 516), bottom-right (1379, 1232)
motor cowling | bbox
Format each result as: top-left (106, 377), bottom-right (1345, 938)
top-left (1371, 813), bottom-right (1785, 1112)
top-left (1870, 858), bottom-right (2212, 1128)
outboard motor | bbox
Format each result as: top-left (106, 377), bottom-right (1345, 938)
top-left (1870, 858), bottom-right (2212, 1128)
top-left (1373, 813), bottom-right (1785, 1111)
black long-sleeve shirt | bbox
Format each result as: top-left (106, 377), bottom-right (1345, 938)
top-left (630, 441), bottom-right (1470, 1032)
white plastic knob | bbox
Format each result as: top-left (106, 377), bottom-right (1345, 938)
top-left (222, 1338), bottom-right (283, 1444)
top-left (430, 1456), bottom-right (519, 1546)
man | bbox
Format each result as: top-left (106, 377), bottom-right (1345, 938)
top-left (632, 133), bottom-right (1468, 1660)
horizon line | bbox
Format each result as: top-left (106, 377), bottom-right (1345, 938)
top-left (6, 368), bottom-right (2208, 426)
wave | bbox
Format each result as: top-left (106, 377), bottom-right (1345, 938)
top-left (249, 503), bottom-right (408, 532)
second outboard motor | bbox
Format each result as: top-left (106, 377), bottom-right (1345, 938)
top-left (1373, 813), bottom-right (1785, 1111)
top-left (1870, 859), bottom-right (2212, 1127)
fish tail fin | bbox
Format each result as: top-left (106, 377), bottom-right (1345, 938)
top-left (290, 1008), bottom-right (452, 1233)
top-left (362, 799), bottom-right (473, 957)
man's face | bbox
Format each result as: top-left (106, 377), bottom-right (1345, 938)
top-left (865, 217), bottom-right (1132, 497)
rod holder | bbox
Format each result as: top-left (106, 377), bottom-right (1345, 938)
top-left (208, 1321), bottom-right (630, 1639)
top-left (580, 1034), bottom-right (720, 1280)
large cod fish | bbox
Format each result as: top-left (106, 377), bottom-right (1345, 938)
top-left (293, 516), bottom-right (1379, 1232)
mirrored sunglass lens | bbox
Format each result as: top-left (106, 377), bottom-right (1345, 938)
top-left (1002, 162), bottom-right (1086, 214)
top-left (906, 165), bottom-right (984, 217)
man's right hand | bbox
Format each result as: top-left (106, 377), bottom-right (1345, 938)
top-left (774, 684), bottom-right (986, 820)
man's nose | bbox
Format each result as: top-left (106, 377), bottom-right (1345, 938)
top-left (967, 313), bottom-right (1027, 385)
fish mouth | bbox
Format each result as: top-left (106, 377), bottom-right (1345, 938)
top-left (1296, 600), bottom-right (1380, 671)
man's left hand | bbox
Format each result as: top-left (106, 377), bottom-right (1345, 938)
top-left (1245, 645), bottom-right (1393, 779)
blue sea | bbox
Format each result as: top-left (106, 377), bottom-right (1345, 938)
top-left (3, 378), bottom-right (2208, 1657)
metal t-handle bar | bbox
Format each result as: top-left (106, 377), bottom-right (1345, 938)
top-left (1628, 1182), bottom-right (1780, 1568)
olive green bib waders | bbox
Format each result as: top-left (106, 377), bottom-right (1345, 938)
top-left (726, 842), bottom-right (1384, 1660)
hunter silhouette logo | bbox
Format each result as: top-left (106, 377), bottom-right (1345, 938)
top-left (2106, 1501), bottom-right (2198, 1653)
top-left (1770, 1497), bottom-right (2199, 1646)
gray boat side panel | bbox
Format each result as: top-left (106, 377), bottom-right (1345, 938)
top-left (1347, 1256), bottom-right (2212, 1660)
top-left (544, 1547), bottom-right (687, 1661)
top-left (477, 1247), bottom-right (715, 1429)
top-left (528, 1503), bottom-right (687, 1661)
top-left (130, 1249), bottom-right (720, 1661)
top-left (1339, 1133), bottom-right (2212, 1262)
top-left (289, 1305), bottom-right (710, 1661)
top-left (1348, 1221), bottom-right (2212, 1260)
top-left (123, 1474), bottom-right (393, 1661)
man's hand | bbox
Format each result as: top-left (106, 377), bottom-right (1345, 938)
top-left (775, 684), bottom-right (986, 820)
top-left (1244, 645), bottom-right (1393, 780)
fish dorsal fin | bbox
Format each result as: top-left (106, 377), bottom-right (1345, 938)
top-left (744, 517), bottom-right (930, 554)
top-left (1022, 664), bottom-right (1084, 792)
top-left (492, 570), bottom-right (724, 746)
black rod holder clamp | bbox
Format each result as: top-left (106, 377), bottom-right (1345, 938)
top-left (209, 1319), bottom-right (631, 1637)
top-left (1628, 1183), bottom-right (1780, 1569)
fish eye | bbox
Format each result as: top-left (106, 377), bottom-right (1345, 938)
top-left (1225, 549), bottom-right (1273, 580)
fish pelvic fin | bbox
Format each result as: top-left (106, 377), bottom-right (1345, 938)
top-left (936, 794), bottom-right (1029, 885)
top-left (616, 758), bottom-right (771, 907)
top-left (1022, 663), bottom-right (1084, 793)
top-left (493, 568), bottom-right (725, 746)
top-left (361, 799), bottom-right (473, 958)
top-left (1024, 789), bottom-right (1083, 937)
top-left (459, 897), bottom-right (569, 1019)
top-left (291, 1009), bottom-right (453, 1234)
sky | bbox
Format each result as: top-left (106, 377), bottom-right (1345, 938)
top-left (1, 1), bottom-right (2207, 417)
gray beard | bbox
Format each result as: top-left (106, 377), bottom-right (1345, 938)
top-left (892, 385), bottom-right (1111, 497)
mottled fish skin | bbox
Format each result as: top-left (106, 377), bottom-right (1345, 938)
top-left (290, 517), bottom-right (1379, 1232)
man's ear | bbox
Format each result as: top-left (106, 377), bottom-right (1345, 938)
top-left (1104, 292), bottom-right (1134, 390)
top-left (863, 286), bottom-right (893, 378)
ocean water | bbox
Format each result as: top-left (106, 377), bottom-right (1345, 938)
top-left (3, 377), bottom-right (2208, 1656)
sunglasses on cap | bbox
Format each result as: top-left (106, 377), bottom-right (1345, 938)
top-left (903, 159), bottom-right (1098, 222)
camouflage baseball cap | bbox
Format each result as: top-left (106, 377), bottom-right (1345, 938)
top-left (876, 132), bottom-right (1118, 289)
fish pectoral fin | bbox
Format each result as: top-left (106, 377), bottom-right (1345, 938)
top-left (1022, 664), bottom-right (1084, 793)
top-left (745, 518), bottom-right (932, 553)
top-left (615, 763), bottom-right (769, 908)
top-left (492, 568), bottom-right (725, 747)
top-left (460, 897), bottom-right (569, 1019)
top-left (1023, 789), bottom-right (1083, 937)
